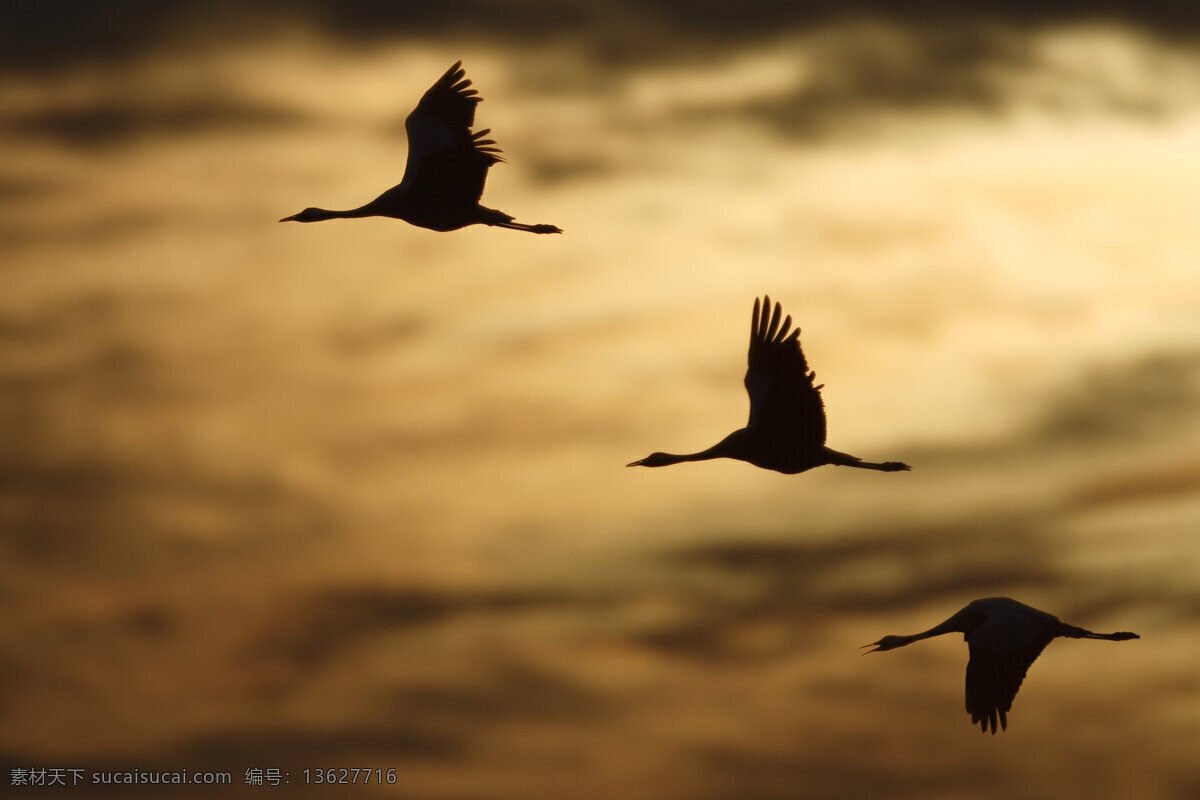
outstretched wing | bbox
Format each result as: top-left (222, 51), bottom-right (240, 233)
top-left (399, 61), bottom-right (505, 206)
top-left (744, 296), bottom-right (826, 449)
top-left (965, 630), bottom-right (1053, 734)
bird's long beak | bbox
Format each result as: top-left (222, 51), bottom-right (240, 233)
top-left (625, 459), bottom-right (645, 467)
top-left (860, 641), bottom-right (883, 654)
top-left (279, 214), bottom-right (299, 222)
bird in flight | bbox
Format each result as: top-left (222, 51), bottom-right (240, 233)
top-left (863, 597), bottom-right (1139, 734)
top-left (626, 296), bottom-right (911, 475)
top-left (280, 61), bottom-right (562, 234)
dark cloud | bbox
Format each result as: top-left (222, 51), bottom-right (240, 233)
top-left (0, 723), bottom-right (467, 785)
top-left (327, 312), bottom-right (428, 356)
top-left (1068, 464), bottom-right (1200, 510)
top-left (0, 210), bottom-right (163, 249)
top-left (660, 19), bottom-right (1198, 142)
top-left (175, 723), bottom-right (467, 766)
top-left (389, 660), bottom-right (606, 723)
top-left (0, 337), bottom-right (175, 412)
top-left (5, 1), bottom-right (1195, 159)
top-left (0, 175), bottom-right (61, 201)
top-left (0, 1), bottom-right (183, 74)
top-left (640, 511), bottom-right (1059, 662)
top-left (1032, 351), bottom-right (1200, 445)
top-left (5, 1), bottom-right (1200, 75)
top-left (691, 745), bottom-right (1005, 800)
top-left (0, 291), bottom-right (127, 344)
top-left (0, 293), bottom-right (335, 572)
top-left (715, 24), bottom-right (1028, 138)
top-left (0, 458), bottom-right (336, 572)
top-left (256, 584), bottom-right (603, 669)
top-left (901, 349), bottom-right (1200, 472)
top-left (517, 154), bottom-right (618, 186)
top-left (2, 99), bottom-right (310, 149)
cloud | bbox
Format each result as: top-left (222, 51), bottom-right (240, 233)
top-left (688, 745), bottom-right (1004, 800)
top-left (2, 99), bottom-right (310, 149)
top-left (0, 722), bottom-right (468, 771)
top-left (388, 660), bottom-right (606, 722)
top-left (7, 0), bottom-right (1200, 76)
top-left (1029, 350), bottom-right (1200, 447)
top-left (640, 509), bottom-right (1059, 662)
top-left (255, 584), bottom-right (605, 669)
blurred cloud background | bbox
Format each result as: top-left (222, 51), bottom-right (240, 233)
top-left (2, 1), bottom-right (1199, 797)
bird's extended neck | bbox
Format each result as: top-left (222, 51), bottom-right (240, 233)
top-left (896, 610), bottom-right (978, 647)
top-left (679, 429), bottom-right (761, 463)
top-left (628, 431), bottom-right (751, 468)
top-left (314, 206), bottom-right (375, 221)
top-left (280, 204), bottom-right (380, 223)
top-left (656, 446), bottom-right (728, 466)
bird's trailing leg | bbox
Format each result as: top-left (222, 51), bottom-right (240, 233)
top-left (475, 205), bottom-right (561, 233)
top-left (851, 460), bottom-right (911, 472)
top-left (1084, 631), bottom-right (1140, 640)
top-left (824, 448), bottom-right (911, 472)
top-left (494, 220), bottom-right (563, 234)
top-left (1058, 623), bottom-right (1140, 641)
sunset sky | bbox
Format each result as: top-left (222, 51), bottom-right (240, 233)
top-left (2, 3), bottom-right (1199, 798)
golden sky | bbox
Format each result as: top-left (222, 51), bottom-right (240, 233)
top-left (2, 4), bottom-right (1199, 798)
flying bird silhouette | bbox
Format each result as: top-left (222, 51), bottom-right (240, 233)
top-left (863, 597), bottom-right (1140, 734)
top-left (626, 296), bottom-right (911, 475)
top-left (280, 61), bottom-right (562, 234)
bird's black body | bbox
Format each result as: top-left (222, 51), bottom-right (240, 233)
top-left (627, 296), bottom-right (911, 475)
top-left (865, 597), bottom-right (1139, 734)
top-left (280, 61), bottom-right (561, 234)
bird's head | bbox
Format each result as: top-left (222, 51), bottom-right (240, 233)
top-left (861, 635), bottom-right (911, 654)
top-left (626, 452), bottom-right (676, 468)
top-left (279, 207), bottom-right (330, 223)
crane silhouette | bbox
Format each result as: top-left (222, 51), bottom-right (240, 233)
top-left (863, 597), bottom-right (1139, 734)
top-left (626, 296), bottom-right (911, 475)
top-left (280, 61), bottom-right (562, 234)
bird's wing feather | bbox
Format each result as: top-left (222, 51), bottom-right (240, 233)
top-left (743, 296), bottom-right (826, 448)
top-left (398, 62), bottom-right (504, 203)
top-left (406, 61), bottom-right (480, 159)
top-left (402, 130), bottom-right (504, 211)
top-left (965, 622), bottom-right (1054, 734)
